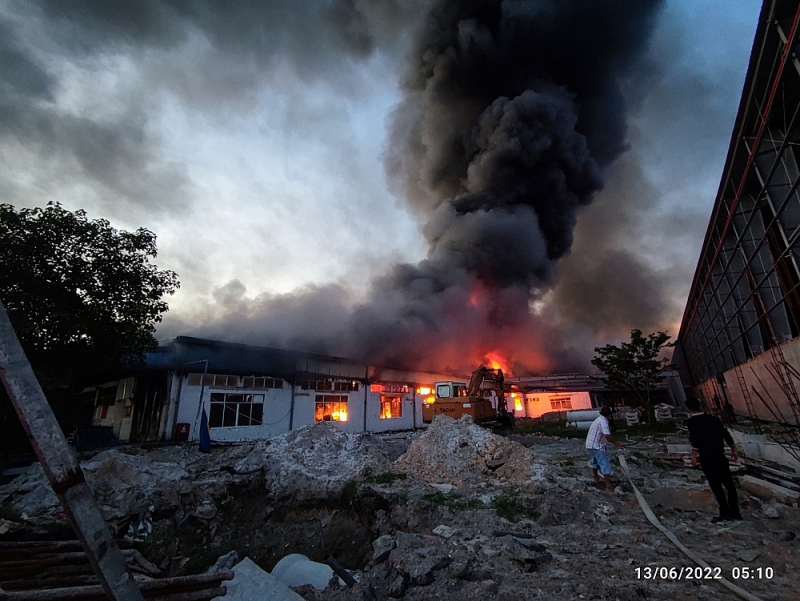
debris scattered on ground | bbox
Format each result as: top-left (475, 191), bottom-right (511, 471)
top-left (1, 416), bottom-right (798, 600)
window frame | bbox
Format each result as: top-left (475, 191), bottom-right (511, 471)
top-left (208, 392), bottom-right (265, 428)
top-left (379, 394), bottom-right (403, 419)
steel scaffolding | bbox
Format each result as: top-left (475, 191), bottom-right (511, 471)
top-left (678, 0), bottom-right (800, 416)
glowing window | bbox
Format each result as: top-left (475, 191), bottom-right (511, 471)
top-left (550, 397), bottom-right (572, 410)
top-left (315, 395), bottom-right (348, 421)
top-left (380, 395), bottom-right (403, 419)
top-left (208, 393), bottom-right (264, 427)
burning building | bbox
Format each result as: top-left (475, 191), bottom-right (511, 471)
top-left (84, 336), bottom-right (463, 444)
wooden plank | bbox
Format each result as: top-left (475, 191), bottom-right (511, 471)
top-left (0, 572), bottom-right (234, 601)
top-left (0, 302), bottom-right (144, 601)
top-left (0, 576), bottom-right (99, 591)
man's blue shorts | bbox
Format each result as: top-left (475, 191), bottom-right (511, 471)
top-left (588, 448), bottom-right (613, 476)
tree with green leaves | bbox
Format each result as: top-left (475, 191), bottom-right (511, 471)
top-left (0, 202), bottom-right (179, 389)
top-left (591, 329), bottom-right (673, 411)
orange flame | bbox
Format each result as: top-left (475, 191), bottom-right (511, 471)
top-left (484, 351), bottom-right (512, 376)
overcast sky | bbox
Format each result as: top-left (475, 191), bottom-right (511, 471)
top-left (0, 0), bottom-right (763, 373)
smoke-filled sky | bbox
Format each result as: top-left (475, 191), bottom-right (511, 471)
top-left (1, 0), bottom-right (762, 374)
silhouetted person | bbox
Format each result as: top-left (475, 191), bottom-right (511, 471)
top-left (685, 397), bottom-right (741, 522)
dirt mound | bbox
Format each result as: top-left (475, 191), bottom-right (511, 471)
top-left (394, 415), bottom-right (559, 486)
top-left (235, 422), bottom-right (394, 501)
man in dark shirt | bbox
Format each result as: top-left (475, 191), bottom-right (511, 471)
top-left (685, 397), bottom-right (742, 522)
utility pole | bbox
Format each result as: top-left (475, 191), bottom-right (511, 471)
top-left (0, 301), bottom-right (145, 601)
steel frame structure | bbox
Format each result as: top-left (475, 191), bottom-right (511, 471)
top-left (679, 0), bottom-right (800, 391)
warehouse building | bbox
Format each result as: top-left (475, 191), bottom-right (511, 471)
top-left (84, 336), bottom-right (461, 443)
top-left (676, 0), bottom-right (800, 426)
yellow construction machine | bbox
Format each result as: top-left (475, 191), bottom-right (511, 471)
top-left (421, 365), bottom-right (515, 434)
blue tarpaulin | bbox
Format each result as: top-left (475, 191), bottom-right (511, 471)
top-left (199, 407), bottom-right (211, 453)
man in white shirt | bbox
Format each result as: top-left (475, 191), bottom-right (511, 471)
top-left (585, 406), bottom-right (624, 491)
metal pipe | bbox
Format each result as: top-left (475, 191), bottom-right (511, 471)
top-left (0, 301), bottom-right (145, 601)
top-left (187, 360), bottom-right (209, 440)
top-left (288, 376), bottom-right (295, 432)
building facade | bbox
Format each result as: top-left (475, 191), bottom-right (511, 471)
top-left (86, 336), bottom-right (465, 443)
top-left (676, 0), bottom-right (800, 426)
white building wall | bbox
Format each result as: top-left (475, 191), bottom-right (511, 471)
top-left (364, 389), bottom-right (416, 432)
top-left (516, 391), bottom-right (592, 419)
top-left (719, 337), bottom-right (800, 426)
top-left (290, 386), bottom-right (365, 434)
top-left (162, 368), bottom-right (469, 442)
top-left (175, 379), bottom-right (293, 442)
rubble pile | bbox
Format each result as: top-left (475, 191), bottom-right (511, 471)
top-left (2, 420), bottom-right (798, 601)
top-left (394, 415), bottom-right (559, 486)
top-left (235, 421), bottom-right (394, 501)
top-left (0, 451), bottom-right (191, 522)
top-left (0, 422), bottom-right (393, 524)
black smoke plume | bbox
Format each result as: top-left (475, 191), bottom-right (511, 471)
top-left (185, 0), bottom-right (666, 374)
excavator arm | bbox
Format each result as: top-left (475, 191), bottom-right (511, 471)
top-left (467, 365), bottom-right (509, 417)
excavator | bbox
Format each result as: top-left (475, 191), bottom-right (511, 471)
top-left (421, 365), bottom-right (515, 434)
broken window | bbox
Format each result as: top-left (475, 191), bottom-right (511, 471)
top-left (302, 380), bottom-right (359, 392)
top-left (188, 373), bottom-right (284, 389)
top-left (380, 395), bottom-right (402, 419)
top-left (208, 393), bottom-right (264, 428)
top-left (372, 383), bottom-right (410, 393)
top-left (242, 376), bottom-right (284, 389)
top-left (550, 397), bottom-right (572, 410)
top-left (315, 395), bottom-right (348, 421)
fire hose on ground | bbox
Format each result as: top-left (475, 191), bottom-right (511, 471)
top-left (614, 450), bottom-right (763, 601)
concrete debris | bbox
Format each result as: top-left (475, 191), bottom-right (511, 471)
top-left (2, 424), bottom-right (798, 601)
top-left (394, 415), bottom-right (561, 486)
top-left (214, 557), bottom-right (305, 601)
top-left (741, 475), bottom-right (800, 505)
top-left (207, 550), bottom-right (239, 573)
top-left (432, 525), bottom-right (456, 538)
top-left (372, 534), bottom-right (396, 563)
top-left (235, 421), bottom-right (394, 501)
top-left (271, 553), bottom-right (342, 590)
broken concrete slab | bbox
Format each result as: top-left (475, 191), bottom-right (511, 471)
top-left (214, 557), bottom-right (305, 601)
top-left (271, 553), bottom-right (341, 590)
top-left (741, 475), bottom-right (800, 504)
top-left (730, 431), bottom-right (800, 472)
top-left (372, 534), bottom-right (396, 562)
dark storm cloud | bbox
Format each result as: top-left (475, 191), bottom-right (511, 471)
top-left (0, 0), bottom-right (425, 213)
top-left (34, 0), bottom-right (423, 74)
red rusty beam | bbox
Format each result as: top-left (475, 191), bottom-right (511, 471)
top-left (0, 301), bottom-right (145, 601)
top-left (684, 2), bottom-right (800, 333)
